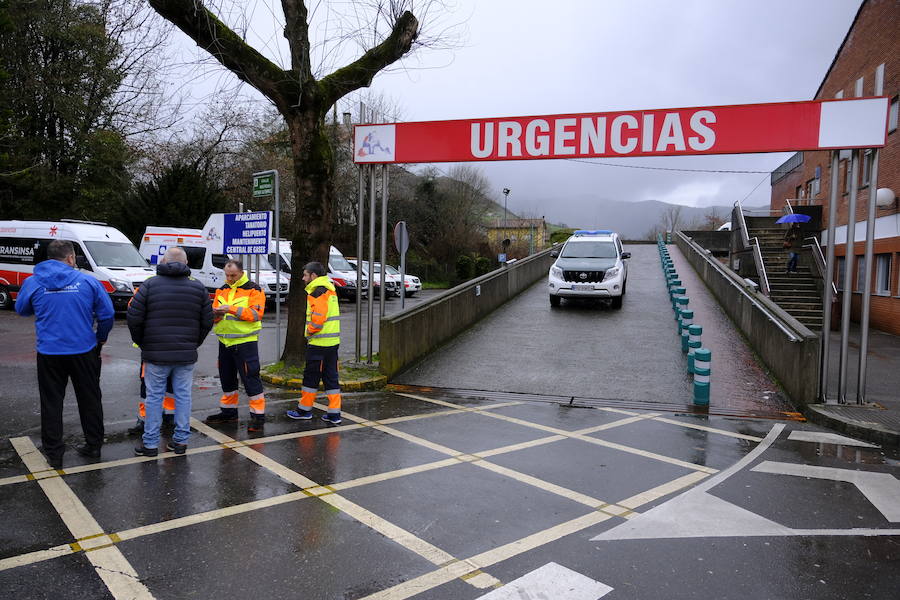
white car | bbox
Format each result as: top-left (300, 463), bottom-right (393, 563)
top-left (547, 229), bottom-right (629, 309)
top-left (348, 259), bottom-right (399, 298)
top-left (388, 264), bottom-right (421, 297)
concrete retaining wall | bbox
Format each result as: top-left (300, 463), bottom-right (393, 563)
top-left (675, 232), bottom-right (820, 407)
top-left (380, 249), bottom-right (555, 378)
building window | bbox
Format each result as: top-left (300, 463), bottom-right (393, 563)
top-left (890, 96), bottom-right (898, 133)
top-left (875, 254), bottom-right (892, 295)
top-left (861, 150), bottom-right (873, 187)
top-left (856, 256), bottom-right (868, 292)
top-left (843, 160), bottom-right (851, 193)
top-left (837, 257), bottom-right (845, 290)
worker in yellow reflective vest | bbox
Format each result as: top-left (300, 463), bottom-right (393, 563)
top-left (205, 259), bottom-right (267, 432)
top-left (286, 261), bottom-right (342, 424)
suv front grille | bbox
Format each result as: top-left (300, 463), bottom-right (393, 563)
top-left (563, 270), bottom-right (605, 283)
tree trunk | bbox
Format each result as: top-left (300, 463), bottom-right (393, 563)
top-left (281, 106), bottom-right (335, 366)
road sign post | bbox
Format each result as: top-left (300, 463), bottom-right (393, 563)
top-left (394, 221), bottom-right (409, 310)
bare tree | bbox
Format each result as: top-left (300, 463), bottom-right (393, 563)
top-left (147, 0), bottom-right (451, 365)
top-left (661, 204), bottom-right (683, 232)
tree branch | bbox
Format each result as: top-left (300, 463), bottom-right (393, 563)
top-left (318, 11), bottom-right (418, 110)
top-left (147, 0), bottom-right (299, 110)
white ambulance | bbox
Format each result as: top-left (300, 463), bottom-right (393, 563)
top-left (0, 220), bottom-right (153, 311)
top-left (138, 227), bottom-right (289, 302)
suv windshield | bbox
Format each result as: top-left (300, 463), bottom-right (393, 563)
top-left (385, 265), bottom-right (400, 275)
top-left (560, 241), bottom-right (618, 259)
top-left (84, 242), bottom-right (148, 267)
top-left (330, 254), bottom-right (353, 271)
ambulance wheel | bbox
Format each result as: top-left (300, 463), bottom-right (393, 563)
top-left (0, 285), bottom-right (11, 309)
top-left (549, 294), bottom-right (560, 307)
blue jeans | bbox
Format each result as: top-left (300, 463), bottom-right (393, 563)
top-left (143, 362), bottom-right (194, 448)
top-left (787, 252), bottom-right (799, 272)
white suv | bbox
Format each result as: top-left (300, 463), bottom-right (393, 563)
top-left (547, 230), bottom-right (630, 309)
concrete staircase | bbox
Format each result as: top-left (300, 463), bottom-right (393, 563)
top-left (747, 221), bottom-right (823, 330)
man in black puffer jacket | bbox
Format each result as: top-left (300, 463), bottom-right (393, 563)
top-left (127, 247), bottom-right (213, 456)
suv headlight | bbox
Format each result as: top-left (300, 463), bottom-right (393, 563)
top-left (109, 278), bottom-right (132, 293)
top-left (602, 267), bottom-right (620, 282)
top-left (550, 266), bottom-right (563, 279)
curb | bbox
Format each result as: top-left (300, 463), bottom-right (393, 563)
top-left (803, 404), bottom-right (900, 449)
top-left (260, 371), bottom-right (387, 392)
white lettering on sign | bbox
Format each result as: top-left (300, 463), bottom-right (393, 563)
top-left (688, 110), bottom-right (716, 150)
top-left (468, 109), bottom-right (719, 159)
top-left (525, 119), bottom-right (550, 155)
top-left (611, 114), bottom-right (639, 153)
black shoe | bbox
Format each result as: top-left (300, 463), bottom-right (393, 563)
top-left (127, 419), bottom-right (145, 435)
top-left (166, 441), bottom-right (187, 455)
top-left (46, 455), bottom-right (63, 470)
top-left (248, 416), bottom-right (266, 433)
top-left (134, 445), bottom-right (158, 457)
top-left (75, 444), bottom-right (101, 459)
top-left (204, 409), bottom-right (239, 424)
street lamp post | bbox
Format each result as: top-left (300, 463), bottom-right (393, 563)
top-left (502, 187), bottom-right (510, 227)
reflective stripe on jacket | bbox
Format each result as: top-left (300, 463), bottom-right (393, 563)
top-left (305, 275), bottom-right (340, 347)
top-left (213, 272), bottom-right (265, 347)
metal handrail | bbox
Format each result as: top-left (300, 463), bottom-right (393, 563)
top-left (784, 199), bottom-right (794, 215)
top-left (750, 236), bottom-right (770, 296)
top-left (804, 236), bottom-right (837, 296)
top-left (734, 199), bottom-right (750, 247)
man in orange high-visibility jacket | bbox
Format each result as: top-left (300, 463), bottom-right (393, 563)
top-left (204, 259), bottom-right (267, 432)
top-left (286, 261), bottom-right (342, 424)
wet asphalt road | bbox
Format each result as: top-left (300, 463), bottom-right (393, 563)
top-left (1, 252), bottom-right (898, 599)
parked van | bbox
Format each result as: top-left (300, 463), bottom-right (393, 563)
top-left (329, 246), bottom-right (367, 301)
top-left (139, 226), bottom-right (289, 302)
top-left (0, 219), bottom-right (153, 311)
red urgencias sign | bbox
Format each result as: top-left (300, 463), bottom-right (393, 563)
top-left (354, 97), bottom-right (889, 164)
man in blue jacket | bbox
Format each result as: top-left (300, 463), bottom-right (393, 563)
top-left (127, 247), bottom-right (213, 456)
top-left (15, 239), bottom-right (114, 469)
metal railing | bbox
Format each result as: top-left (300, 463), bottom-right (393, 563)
top-left (732, 199), bottom-right (771, 296)
top-left (804, 236), bottom-right (837, 296)
top-left (784, 199), bottom-right (794, 215)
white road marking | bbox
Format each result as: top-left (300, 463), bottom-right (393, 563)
top-left (616, 471), bottom-right (710, 510)
top-left (0, 544), bottom-right (74, 572)
top-left (787, 430), bottom-right (879, 448)
top-left (475, 562), bottom-right (613, 599)
top-left (652, 416), bottom-right (764, 441)
top-left (10, 437), bottom-right (154, 599)
top-left (591, 424), bottom-right (784, 542)
top-left (751, 461), bottom-right (900, 522)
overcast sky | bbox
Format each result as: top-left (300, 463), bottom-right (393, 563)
top-left (170, 0), bottom-right (863, 224)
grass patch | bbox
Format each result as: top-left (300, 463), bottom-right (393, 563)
top-left (423, 281), bottom-right (450, 289)
top-left (264, 358), bottom-right (382, 381)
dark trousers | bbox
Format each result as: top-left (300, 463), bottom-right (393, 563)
top-left (218, 341), bottom-right (263, 397)
top-left (36, 348), bottom-right (104, 460)
top-left (302, 344), bottom-right (340, 392)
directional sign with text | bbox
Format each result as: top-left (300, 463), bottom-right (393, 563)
top-left (253, 173), bottom-right (275, 197)
top-left (224, 212), bottom-right (271, 254)
top-left (354, 97), bottom-right (890, 164)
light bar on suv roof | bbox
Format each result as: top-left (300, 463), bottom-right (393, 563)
top-left (573, 229), bottom-right (613, 236)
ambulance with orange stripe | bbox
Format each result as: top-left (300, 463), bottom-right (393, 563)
top-left (0, 220), bottom-right (153, 311)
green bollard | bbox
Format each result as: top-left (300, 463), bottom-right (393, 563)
top-left (680, 309), bottom-right (693, 352)
top-left (693, 348), bottom-right (711, 405)
top-left (670, 286), bottom-right (685, 309)
top-left (687, 324), bottom-right (702, 373)
top-left (675, 295), bottom-right (689, 321)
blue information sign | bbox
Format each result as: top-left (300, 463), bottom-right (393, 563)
top-left (224, 212), bottom-right (270, 254)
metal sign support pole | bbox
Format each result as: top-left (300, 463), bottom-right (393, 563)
top-left (838, 149), bottom-right (860, 404)
top-left (379, 164), bottom-right (388, 318)
top-left (355, 165), bottom-right (364, 363)
top-left (857, 148), bottom-right (879, 404)
top-left (367, 164), bottom-right (376, 364)
top-left (819, 150), bottom-right (840, 403)
top-left (273, 171), bottom-right (281, 364)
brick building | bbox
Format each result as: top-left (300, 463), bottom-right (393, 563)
top-left (770, 0), bottom-right (900, 335)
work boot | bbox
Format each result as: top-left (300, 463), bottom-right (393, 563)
top-left (127, 419), bottom-right (145, 435)
top-left (46, 454), bottom-right (63, 470)
top-left (204, 408), bottom-right (239, 424)
top-left (161, 414), bottom-right (175, 433)
top-left (248, 415), bottom-right (266, 433)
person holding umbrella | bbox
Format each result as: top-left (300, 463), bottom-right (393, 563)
top-left (776, 213), bottom-right (811, 274)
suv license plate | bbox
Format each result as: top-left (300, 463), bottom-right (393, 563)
top-left (572, 284), bottom-right (594, 291)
